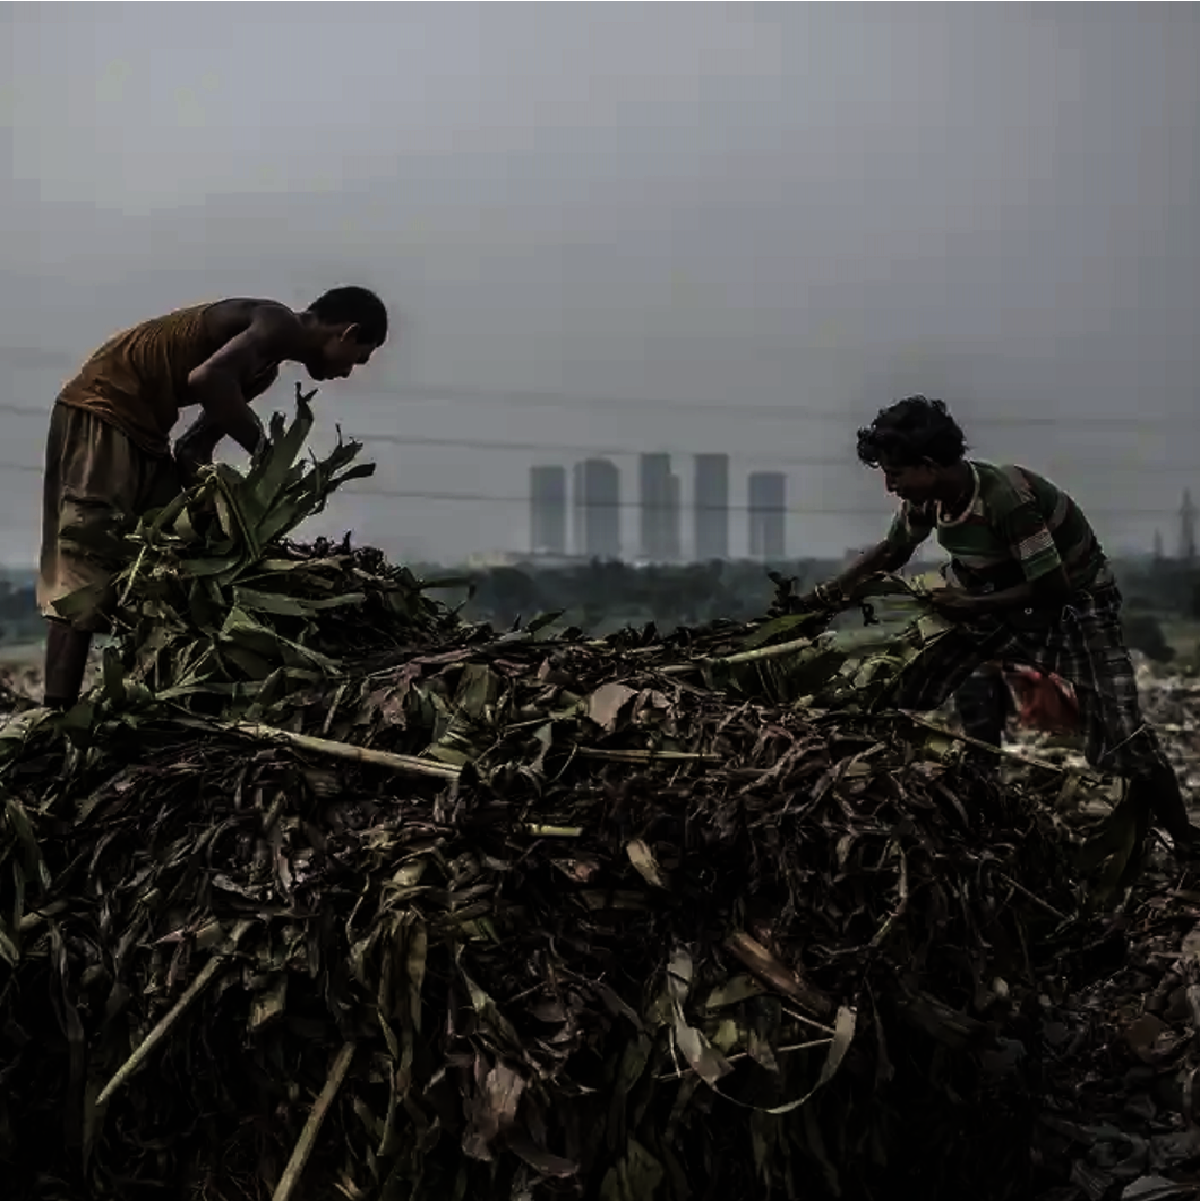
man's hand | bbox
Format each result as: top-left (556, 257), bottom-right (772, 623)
top-left (766, 574), bottom-right (836, 618)
top-left (923, 586), bottom-right (981, 616)
top-left (174, 448), bottom-right (207, 489)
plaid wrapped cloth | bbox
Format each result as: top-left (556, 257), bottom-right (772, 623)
top-left (885, 583), bottom-right (1168, 780)
top-left (954, 666), bottom-right (1012, 748)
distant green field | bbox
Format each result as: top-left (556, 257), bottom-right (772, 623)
top-left (0, 641), bottom-right (42, 667)
top-left (1163, 619), bottom-right (1200, 671)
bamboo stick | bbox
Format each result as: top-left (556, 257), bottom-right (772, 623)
top-left (271, 1041), bottom-right (356, 1201)
top-left (897, 711), bottom-right (1102, 783)
top-left (96, 920), bottom-right (252, 1109)
top-left (723, 931), bottom-right (834, 1020)
top-left (233, 723), bottom-right (719, 778)
top-left (660, 634), bottom-right (820, 676)
top-left (577, 748), bottom-right (721, 764)
top-left (232, 722), bottom-right (462, 779)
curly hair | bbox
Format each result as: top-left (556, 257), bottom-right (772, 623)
top-left (307, 286), bottom-right (389, 346)
top-left (855, 395), bottom-right (967, 468)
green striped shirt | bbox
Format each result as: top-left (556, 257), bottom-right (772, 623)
top-left (885, 461), bottom-right (1109, 594)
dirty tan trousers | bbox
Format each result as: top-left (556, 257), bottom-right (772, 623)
top-left (38, 402), bottom-right (181, 632)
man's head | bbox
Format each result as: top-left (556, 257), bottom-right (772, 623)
top-left (304, 286), bottom-right (389, 380)
top-left (855, 395), bottom-right (968, 503)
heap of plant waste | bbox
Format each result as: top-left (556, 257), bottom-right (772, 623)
top-left (0, 396), bottom-right (1146, 1201)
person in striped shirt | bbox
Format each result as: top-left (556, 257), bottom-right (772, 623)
top-left (811, 395), bottom-right (1197, 855)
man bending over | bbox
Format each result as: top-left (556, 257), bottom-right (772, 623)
top-left (807, 395), bottom-right (1197, 855)
top-left (38, 287), bottom-right (389, 709)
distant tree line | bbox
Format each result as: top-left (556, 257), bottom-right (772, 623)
top-left (0, 580), bottom-right (41, 645)
top-left (445, 559), bottom-right (821, 633)
top-left (1118, 558), bottom-right (1199, 621)
top-left (1109, 558), bottom-right (1199, 663)
top-left (0, 557), bottom-right (1193, 664)
top-left (444, 556), bottom-right (1200, 662)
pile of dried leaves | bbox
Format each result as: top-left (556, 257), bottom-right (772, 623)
top-left (1032, 863), bottom-right (1198, 1201)
top-left (0, 400), bottom-right (1185, 1201)
top-left (1019, 666), bottom-right (1200, 1200)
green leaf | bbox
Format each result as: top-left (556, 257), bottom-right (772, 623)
top-left (525, 610), bottom-right (565, 634)
top-left (741, 612), bottom-right (825, 650)
top-left (179, 554), bottom-right (245, 579)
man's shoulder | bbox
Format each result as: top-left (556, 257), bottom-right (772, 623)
top-left (206, 298), bottom-right (298, 331)
top-left (203, 299), bottom-right (303, 351)
top-left (973, 461), bottom-right (1047, 511)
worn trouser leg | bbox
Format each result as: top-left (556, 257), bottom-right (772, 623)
top-left (43, 623), bottom-right (93, 709)
top-left (955, 665), bottom-right (1011, 748)
top-left (37, 402), bottom-right (180, 707)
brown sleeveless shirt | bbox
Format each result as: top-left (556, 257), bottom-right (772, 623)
top-left (57, 304), bottom-right (224, 457)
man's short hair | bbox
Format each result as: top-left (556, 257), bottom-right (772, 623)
top-left (308, 286), bottom-right (389, 346)
top-left (856, 395), bottom-right (967, 468)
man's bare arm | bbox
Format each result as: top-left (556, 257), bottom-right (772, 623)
top-left (822, 539), bottom-right (915, 600)
top-left (928, 564), bottom-right (1074, 615)
top-left (186, 308), bottom-right (297, 455)
top-left (175, 365), bottom-right (280, 470)
top-left (246, 365), bottom-right (281, 402)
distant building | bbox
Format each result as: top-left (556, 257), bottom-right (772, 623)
top-left (665, 473), bottom-right (681, 561)
top-left (693, 454), bottom-right (729, 560)
top-left (572, 463), bottom-right (585, 560)
top-left (529, 465), bottom-right (567, 556)
top-left (572, 458), bottom-right (621, 559)
top-left (1180, 489), bottom-right (1197, 561)
top-left (748, 471), bottom-right (786, 561)
top-left (638, 453), bottom-right (673, 560)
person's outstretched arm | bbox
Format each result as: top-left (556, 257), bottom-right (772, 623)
top-left (185, 305), bottom-right (298, 455)
top-left (175, 362), bottom-right (280, 478)
top-left (811, 502), bottom-right (932, 606)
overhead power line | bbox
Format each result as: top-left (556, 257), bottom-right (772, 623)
top-left (343, 431), bottom-right (1193, 473)
top-left (0, 401), bottom-right (1191, 473)
top-left (328, 488), bottom-right (1188, 519)
top-left (0, 347), bottom-right (1183, 429)
top-left (0, 458), bottom-right (1180, 518)
top-left (346, 381), bottom-right (1171, 429)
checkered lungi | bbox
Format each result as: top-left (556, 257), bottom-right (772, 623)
top-left (954, 664), bottom-right (1012, 747)
top-left (883, 583), bottom-right (1168, 780)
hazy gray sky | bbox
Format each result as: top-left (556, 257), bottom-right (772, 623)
top-left (2, 3), bottom-right (1197, 563)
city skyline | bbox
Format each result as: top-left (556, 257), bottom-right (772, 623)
top-left (528, 453), bottom-right (1198, 567)
top-left (536, 452), bottom-right (792, 563)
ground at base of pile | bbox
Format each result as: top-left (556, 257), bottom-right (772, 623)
top-left (1030, 858), bottom-right (1199, 1201)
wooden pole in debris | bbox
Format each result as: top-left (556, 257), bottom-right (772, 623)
top-left (95, 920), bottom-right (253, 1109)
top-left (272, 1041), bottom-right (356, 1201)
top-left (233, 722), bottom-right (462, 779)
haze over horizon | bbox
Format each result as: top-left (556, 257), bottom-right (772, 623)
top-left (2, 3), bottom-right (1197, 566)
